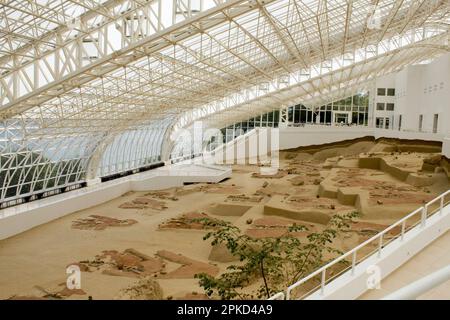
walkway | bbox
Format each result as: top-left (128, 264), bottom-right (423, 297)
top-left (360, 230), bottom-right (450, 299)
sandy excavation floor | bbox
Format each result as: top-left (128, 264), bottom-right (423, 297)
top-left (0, 138), bottom-right (449, 300)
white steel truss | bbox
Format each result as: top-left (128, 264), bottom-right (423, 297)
top-left (0, 0), bottom-right (449, 204)
top-left (191, 29), bottom-right (449, 130)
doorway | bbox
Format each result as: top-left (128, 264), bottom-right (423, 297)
top-left (334, 113), bottom-right (349, 125)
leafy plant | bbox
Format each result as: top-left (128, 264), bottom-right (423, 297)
top-left (194, 211), bottom-right (359, 300)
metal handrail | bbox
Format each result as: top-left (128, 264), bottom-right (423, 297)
top-left (268, 292), bottom-right (285, 300)
top-left (275, 189), bottom-right (450, 300)
top-left (382, 264), bottom-right (450, 300)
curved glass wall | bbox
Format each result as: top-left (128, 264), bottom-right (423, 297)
top-left (0, 117), bottom-right (173, 206)
top-left (0, 120), bottom-right (101, 205)
top-left (97, 119), bottom-right (171, 177)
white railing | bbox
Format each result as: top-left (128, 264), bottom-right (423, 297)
top-left (270, 189), bottom-right (450, 300)
top-left (267, 292), bottom-right (285, 300)
top-left (382, 264), bottom-right (450, 300)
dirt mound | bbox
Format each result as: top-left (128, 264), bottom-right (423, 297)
top-left (79, 248), bottom-right (165, 278)
top-left (245, 216), bottom-right (318, 239)
top-left (312, 148), bottom-right (344, 161)
top-left (287, 173), bottom-right (322, 186)
top-left (225, 194), bottom-right (264, 203)
top-left (253, 216), bottom-right (310, 228)
top-left (281, 152), bottom-right (313, 161)
top-left (252, 170), bottom-right (287, 179)
top-left (176, 292), bottom-right (210, 300)
top-left (208, 243), bottom-right (238, 263)
top-left (8, 284), bottom-right (86, 300)
top-left (442, 157), bottom-right (450, 178)
top-left (264, 205), bottom-right (332, 225)
top-left (156, 250), bottom-right (219, 279)
top-left (174, 184), bottom-right (242, 196)
top-left (254, 182), bottom-right (308, 197)
top-left (174, 185), bottom-right (204, 196)
top-left (284, 162), bottom-right (321, 175)
top-left (289, 176), bottom-right (305, 186)
top-left (119, 197), bottom-right (167, 210)
top-left (72, 215), bottom-right (137, 230)
top-left (55, 285), bottom-right (87, 298)
top-left (159, 212), bottom-right (221, 230)
top-left (367, 184), bottom-right (432, 206)
top-left (144, 190), bottom-right (178, 201)
top-left (284, 136), bottom-right (375, 154)
top-left (207, 203), bottom-right (252, 216)
top-left (422, 154), bottom-right (443, 171)
top-left (325, 166), bottom-right (433, 207)
top-left (245, 228), bottom-right (288, 238)
top-left (245, 227), bottom-right (310, 239)
top-left (372, 138), bottom-right (441, 153)
top-left (115, 277), bottom-right (163, 300)
top-left (7, 295), bottom-right (48, 300)
top-left (202, 184), bottom-right (243, 194)
top-left (286, 196), bottom-right (344, 211)
top-left (285, 137), bottom-right (440, 159)
top-left (351, 221), bottom-right (401, 237)
top-left (331, 168), bottom-right (381, 188)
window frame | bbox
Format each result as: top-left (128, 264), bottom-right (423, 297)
top-left (387, 88), bottom-right (395, 96)
top-left (377, 88), bottom-right (386, 96)
top-left (376, 102), bottom-right (385, 111)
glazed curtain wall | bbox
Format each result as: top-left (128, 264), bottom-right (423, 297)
top-left (0, 120), bottom-right (99, 205)
top-left (204, 93), bottom-right (369, 151)
top-left (97, 120), bottom-right (171, 177)
top-left (0, 119), bottom-right (172, 205)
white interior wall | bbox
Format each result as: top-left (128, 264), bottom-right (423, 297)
top-left (395, 65), bottom-right (426, 132)
top-left (372, 73), bottom-right (396, 129)
top-left (394, 54), bottom-right (450, 135)
top-left (443, 138), bottom-right (450, 159)
top-left (366, 53), bottom-right (450, 155)
top-left (417, 54), bottom-right (450, 135)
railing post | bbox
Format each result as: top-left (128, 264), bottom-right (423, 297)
top-left (351, 251), bottom-right (357, 275)
top-left (401, 220), bottom-right (406, 241)
top-left (378, 234), bottom-right (383, 258)
top-left (440, 196), bottom-right (444, 216)
top-left (421, 206), bottom-right (427, 227)
top-left (320, 269), bottom-right (326, 295)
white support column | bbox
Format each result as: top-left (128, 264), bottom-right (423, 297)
top-left (279, 107), bottom-right (288, 128)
